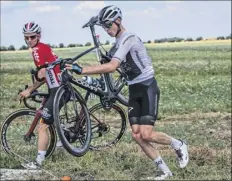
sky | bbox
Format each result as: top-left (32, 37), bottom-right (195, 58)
top-left (1, 1), bottom-right (231, 49)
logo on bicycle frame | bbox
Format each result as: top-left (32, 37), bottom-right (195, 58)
top-left (74, 79), bottom-right (99, 92)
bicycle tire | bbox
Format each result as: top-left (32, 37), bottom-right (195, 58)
top-left (1, 109), bottom-right (56, 160)
top-left (81, 103), bottom-right (127, 151)
top-left (53, 85), bottom-right (91, 157)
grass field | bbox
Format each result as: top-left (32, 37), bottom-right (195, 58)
top-left (0, 40), bottom-right (231, 180)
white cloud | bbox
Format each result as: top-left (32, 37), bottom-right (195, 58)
top-left (124, 7), bottom-right (163, 20)
top-left (165, 1), bottom-right (182, 4)
top-left (34, 5), bottom-right (61, 12)
top-left (73, 1), bottom-right (105, 13)
top-left (143, 8), bottom-right (162, 19)
top-left (27, 1), bottom-right (60, 13)
top-left (1, 1), bottom-right (13, 5)
top-left (28, 1), bottom-right (47, 4)
top-left (166, 6), bottom-right (177, 13)
top-left (124, 3), bottom-right (180, 21)
top-left (1, 1), bottom-right (14, 9)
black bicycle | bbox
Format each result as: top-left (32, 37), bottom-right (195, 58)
top-left (52, 16), bottom-right (129, 153)
top-left (33, 16), bottom-right (129, 154)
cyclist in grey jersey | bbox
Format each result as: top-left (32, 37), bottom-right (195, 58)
top-left (66, 5), bottom-right (189, 180)
top-left (109, 31), bottom-right (154, 85)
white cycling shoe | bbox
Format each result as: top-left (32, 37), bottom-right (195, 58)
top-left (147, 172), bottom-right (173, 180)
top-left (56, 140), bottom-right (63, 147)
top-left (21, 161), bottom-right (41, 170)
top-left (175, 140), bottom-right (189, 168)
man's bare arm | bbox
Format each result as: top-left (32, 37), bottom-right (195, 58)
top-left (66, 59), bottom-right (120, 75)
top-left (28, 79), bottom-right (45, 93)
top-left (81, 59), bottom-right (120, 75)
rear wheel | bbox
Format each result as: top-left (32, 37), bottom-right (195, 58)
top-left (1, 109), bottom-right (56, 160)
top-left (81, 103), bottom-right (127, 150)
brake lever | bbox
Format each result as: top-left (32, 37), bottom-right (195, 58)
top-left (30, 90), bottom-right (39, 99)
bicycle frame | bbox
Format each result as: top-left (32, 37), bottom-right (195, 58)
top-left (22, 92), bottom-right (48, 138)
top-left (70, 22), bottom-right (128, 106)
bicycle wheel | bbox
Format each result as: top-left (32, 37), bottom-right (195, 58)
top-left (53, 85), bottom-right (91, 157)
top-left (81, 103), bottom-right (127, 150)
top-left (1, 109), bottom-right (56, 161)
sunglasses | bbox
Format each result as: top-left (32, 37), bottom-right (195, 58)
top-left (102, 21), bottom-right (113, 30)
top-left (24, 35), bottom-right (37, 40)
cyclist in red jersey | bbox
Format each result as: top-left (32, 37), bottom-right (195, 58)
top-left (19, 21), bottom-right (62, 169)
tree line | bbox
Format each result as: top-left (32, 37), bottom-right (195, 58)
top-left (1, 34), bottom-right (230, 52)
top-left (151, 34), bottom-right (231, 44)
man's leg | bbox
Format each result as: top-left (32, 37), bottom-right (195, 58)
top-left (139, 124), bottom-right (189, 169)
top-left (36, 118), bottom-right (49, 165)
top-left (141, 79), bottom-right (189, 169)
top-left (21, 117), bottom-right (49, 169)
top-left (34, 92), bottom-right (56, 165)
top-left (131, 124), bottom-right (173, 180)
top-left (139, 124), bottom-right (181, 145)
top-left (131, 124), bottom-right (160, 160)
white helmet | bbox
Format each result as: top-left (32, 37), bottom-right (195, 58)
top-left (98, 5), bottom-right (122, 24)
top-left (23, 21), bottom-right (41, 34)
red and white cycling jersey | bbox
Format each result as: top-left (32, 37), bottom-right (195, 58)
top-left (31, 42), bottom-right (61, 89)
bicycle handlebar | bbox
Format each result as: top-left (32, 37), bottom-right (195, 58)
top-left (18, 86), bottom-right (49, 110)
top-left (82, 16), bottom-right (101, 28)
top-left (34, 58), bottom-right (74, 82)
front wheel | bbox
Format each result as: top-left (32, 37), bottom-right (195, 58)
top-left (1, 109), bottom-right (56, 161)
top-left (53, 85), bottom-right (91, 157)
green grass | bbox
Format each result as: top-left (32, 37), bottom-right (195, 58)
top-left (0, 41), bottom-right (231, 180)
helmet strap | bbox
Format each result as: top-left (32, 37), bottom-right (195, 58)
top-left (114, 22), bottom-right (121, 37)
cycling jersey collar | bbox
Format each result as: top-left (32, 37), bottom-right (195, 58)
top-left (116, 31), bottom-right (127, 41)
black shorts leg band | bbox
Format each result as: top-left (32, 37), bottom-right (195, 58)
top-left (40, 108), bottom-right (53, 125)
top-left (140, 115), bottom-right (156, 126)
top-left (129, 117), bottom-right (140, 126)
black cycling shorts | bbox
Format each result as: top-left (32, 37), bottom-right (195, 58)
top-left (39, 87), bottom-right (70, 125)
top-left (128, 77), bottom-right (160, 126)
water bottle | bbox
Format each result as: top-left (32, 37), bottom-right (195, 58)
top-left (82, 76), bottom-right (102, 88)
